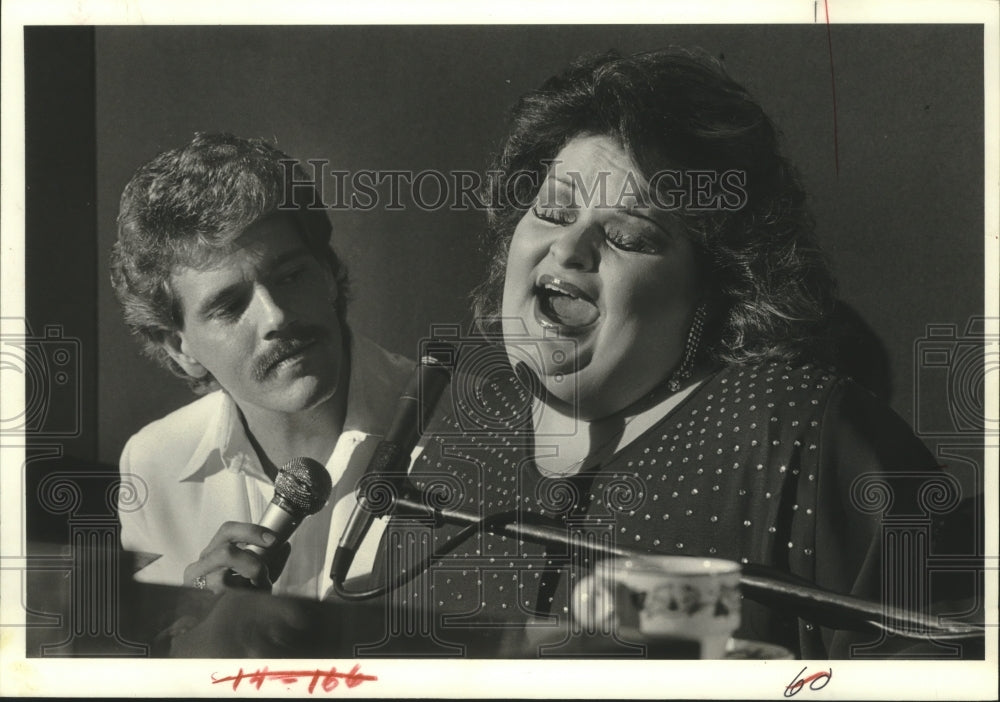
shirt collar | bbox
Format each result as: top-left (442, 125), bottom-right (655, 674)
top-left (176, 331), bottom-right (414, 482)
top-left (341, 332), bottom-right (413, 435)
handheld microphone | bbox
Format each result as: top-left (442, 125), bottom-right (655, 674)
top-left (331, 344), bottom-right (455, 587)
top-left (244, 456), bottom-right (334, 557)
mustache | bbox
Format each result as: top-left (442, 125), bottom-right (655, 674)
top-left (251, 326), bottom-right (329, 381)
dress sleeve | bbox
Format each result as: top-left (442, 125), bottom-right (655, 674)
top-left (807, 379), bottom-right (976, 658)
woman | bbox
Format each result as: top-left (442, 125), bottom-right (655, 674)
top-left (373, 49), bottom-right (963, 659)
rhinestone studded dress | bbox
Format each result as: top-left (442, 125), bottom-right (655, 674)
top-left (371, 351), bottom-right (941, 658)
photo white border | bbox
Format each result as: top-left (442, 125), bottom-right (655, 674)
top-left (2, 1), bottom-right (997, 698)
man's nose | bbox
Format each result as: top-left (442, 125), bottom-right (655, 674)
top-left (252, 284), bottom-right (294, 337)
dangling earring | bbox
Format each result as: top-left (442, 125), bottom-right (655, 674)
top-left (668, 303), bottom-right (706, 393)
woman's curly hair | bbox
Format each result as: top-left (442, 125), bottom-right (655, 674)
top-left (472, 49), bottom-right (836, 365)
top-left (110, 132), bottom-right (349, 393)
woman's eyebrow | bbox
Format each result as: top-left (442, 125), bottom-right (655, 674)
top-left (540, 173), bottom-right (576, 188)
top-left (536, 175), bottom-right (578, 206)
top-left (622, 207), bottom-right (672, 235)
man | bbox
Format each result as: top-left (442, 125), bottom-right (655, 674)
top-left (112, 132), bottom-right (413, 600)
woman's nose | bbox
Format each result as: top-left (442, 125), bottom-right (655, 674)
top-left (548, 220), bottom-right (600, 270)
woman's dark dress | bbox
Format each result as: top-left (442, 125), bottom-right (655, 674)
top-left (371, 356), bottom-right (961, 658)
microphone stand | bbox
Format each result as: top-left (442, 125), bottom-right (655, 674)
top-left (333, 492), bottom-right (984, 643)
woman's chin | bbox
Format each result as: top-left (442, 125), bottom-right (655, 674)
top-left (506, 337), bottom-right (580, 378)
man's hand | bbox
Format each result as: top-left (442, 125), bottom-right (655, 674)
top-left (182, 521), bottom-right (291, 594)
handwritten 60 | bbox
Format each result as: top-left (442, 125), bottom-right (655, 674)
top-left (784, 667), bottom-right (833, 697)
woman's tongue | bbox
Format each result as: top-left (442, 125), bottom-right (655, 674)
top-left (541, 291), bottom-right (599, 327)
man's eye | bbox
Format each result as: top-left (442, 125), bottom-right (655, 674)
top-left (276, 266), bottom-right (307, 285)
top-left (204, 293), bottom-right (248, 321)
top-left (210, 301), bottom-right (243, 320)
top-left (531, 204), bottom-right (577, 225)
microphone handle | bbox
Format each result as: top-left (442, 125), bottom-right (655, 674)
top-left (331, 350), bottom-right (454, 588)
top-left (244, 496), bottom-right (302, 556)
top-left (380, 346), bottom-right (456, 452)
top-left (336, 441), bottom-right (406, 554)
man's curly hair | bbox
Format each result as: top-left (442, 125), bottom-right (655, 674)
top-left (110, 132), bottom-right (348, 393)
top-left (472, 49), bottom-right (836, 365)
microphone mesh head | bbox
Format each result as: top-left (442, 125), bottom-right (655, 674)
top-left (274, 457), bottom-right (333, 517)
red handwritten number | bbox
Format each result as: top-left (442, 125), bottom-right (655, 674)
top-left (784, 667), bottom-right (832, 697)
top-left (211, 664), bottom-right (376, 693)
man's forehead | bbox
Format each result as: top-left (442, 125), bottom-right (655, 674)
top-left (173, 214), bottom-right (312, 275)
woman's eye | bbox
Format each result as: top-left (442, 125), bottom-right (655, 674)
top-left (606, 229), bottom-right (658, 254)
top-left (531, 204), bottom-right (577, 225)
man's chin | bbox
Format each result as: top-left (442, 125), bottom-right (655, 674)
top-left (262, 375), bottom-right (339, 414)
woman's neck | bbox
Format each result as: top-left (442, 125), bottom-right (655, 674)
top-left (531, 367), bottom-right (711, 477)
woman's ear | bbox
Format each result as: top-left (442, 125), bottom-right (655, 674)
top-left (160, 332), bottom-right (208, 379)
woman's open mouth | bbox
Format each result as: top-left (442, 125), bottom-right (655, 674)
top-left (533, 275), bottom-right (600, 333)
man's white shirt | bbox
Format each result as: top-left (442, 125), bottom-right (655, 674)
top-left (118, 332), bottom-right (413, 599)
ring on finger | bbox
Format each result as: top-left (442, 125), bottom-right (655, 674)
top-left (193, 574), bottom-right (208, 590)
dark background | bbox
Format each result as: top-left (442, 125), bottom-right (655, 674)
top-left (24, 25), bottom-right (986, 507)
